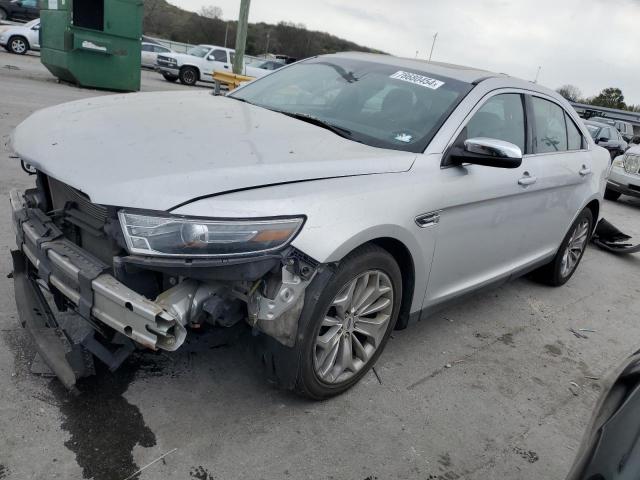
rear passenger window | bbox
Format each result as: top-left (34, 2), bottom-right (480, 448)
top-left (466, 94), bottom-right (525, 152)
top-left (532, 97), bottom-right (567, 153)
top-left (565, 113), bottom-right (583, 150)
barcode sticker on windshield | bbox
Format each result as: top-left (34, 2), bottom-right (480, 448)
top-left (390, 71), bottom-right (444, 90)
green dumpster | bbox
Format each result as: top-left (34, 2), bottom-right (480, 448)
top-left (39, 0), bottom-right (143, 92)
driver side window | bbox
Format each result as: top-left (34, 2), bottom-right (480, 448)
top-left (210, 49), bottom-right (228, 63)
top-left (466, 94), bottom-right (526, 152)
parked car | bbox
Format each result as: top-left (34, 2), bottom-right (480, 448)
top-left (140, 41), bottom-right (173, 69)
top-left (252, 60), bottom-right (284, 71)
top-left (0, 17), bottom-right (38, 54)
top-left (0, 0), bottom-right (38, 22)
top-left (9, 52), bottom-right (609, 398)
top-left (566, 349), bottom-right (640, 480)
top-left (584, 120), bottom-right (628, 160)
top-left (614, 120), bottom-right (635, 143)
top-left (605, 145), bottom-right (640, 201)
top-left (156, 44), bottom-right (270, 86)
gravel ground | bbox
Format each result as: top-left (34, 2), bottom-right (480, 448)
top-left (1, 52), bottom-right (639, 480)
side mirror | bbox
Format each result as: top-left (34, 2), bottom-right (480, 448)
top-left (207, 55), bottom-right (215, 61)
top-left (597, 137), bottom-right (608, 144)
top-left (449, 137), bottom-right (523, 169)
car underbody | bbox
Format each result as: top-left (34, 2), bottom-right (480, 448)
top-left (10, 172), bottom-right (319, 392)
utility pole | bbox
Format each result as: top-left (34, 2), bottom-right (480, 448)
top-left (534, 65), bottom-right (542, 83)
top-left (428, 32), bottom-right (438, 61)
top-left (232, 0), bottom-right (251, 75)
top-left (224, 22), bottom-right (229, 48)
top-left (265, 31), bottom-right (270, 58)
top-left (415, 50), bottom-right (419, 59)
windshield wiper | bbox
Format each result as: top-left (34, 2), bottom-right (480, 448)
top-left (275, 111), bottom-right (353, 139)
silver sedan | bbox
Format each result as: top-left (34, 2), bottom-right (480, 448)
top-left (9, 53), bottom-right (610, 398)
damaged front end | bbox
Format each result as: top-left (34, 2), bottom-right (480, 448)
top-left (9, 173), bottom-right (318, 391)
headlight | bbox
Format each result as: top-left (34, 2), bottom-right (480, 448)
top-left (623, 154), bottom-right (640, 175)
top-left (612, 156), bottom-right (624, 168)
top-left (118, 211), bottom-right (304, 257)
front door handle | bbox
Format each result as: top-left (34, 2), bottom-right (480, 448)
top-left (518, 173), bottom-right (537, 186)
top-left (224, 65), bottom-right (229, 69)
top-left (579, 165), bottom-right (592, 177)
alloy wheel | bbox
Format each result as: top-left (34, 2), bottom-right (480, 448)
top-left (11, 38), bottom-right (26, 54)
top-left (313, 270), bottom-right (394, 384)
top-left (560, 218), bottom-right (590, 278)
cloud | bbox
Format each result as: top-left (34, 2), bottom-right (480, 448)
top-left (172, 0), bottom-right (640, 103)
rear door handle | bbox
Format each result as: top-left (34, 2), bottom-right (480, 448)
top-left (579, 166), bottom-right (592, 177)
top-left (518, 173), bottom-right (537, 186)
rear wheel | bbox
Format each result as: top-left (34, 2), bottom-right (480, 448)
top-left (604, 188), bottom-right (621, 201)
top-left (534, 208), bottom-right (593, 286)
top-left (8, 36), bottom-right (29, 55)
top-left (179, 66), bottom-right (198, 86)
top-left (162, 73), bottom-right (178, 83)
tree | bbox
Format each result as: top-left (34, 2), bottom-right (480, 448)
top-left (556, 84), bottom-right (582, 103)
top-left (590, 87), bottom-right (626, 110)
top-left (199, 5), bottom-right (223, 19)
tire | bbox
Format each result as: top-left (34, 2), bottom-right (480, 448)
top-left (8, 36), bottom-right (29, 55)
top-left (604, 188), bottom-right (622, 201)
top-left (162, 73), bottom-right (178, 83)
top-left (0, 9), bottom-right (7, 21)
top-left (179, 66), bottom-right (198, 86)
top-left (533, 208), bottom-right (593, 287)
top-left (256, 244), bottom-right (402, 400)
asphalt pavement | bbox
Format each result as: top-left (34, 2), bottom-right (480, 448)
top-left (1, 52), bottom-right (640, 480)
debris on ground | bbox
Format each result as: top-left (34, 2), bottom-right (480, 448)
top-left (592, 218), bottom-right (640, 254)
top-left (569, 328), bottom-right (589, 339)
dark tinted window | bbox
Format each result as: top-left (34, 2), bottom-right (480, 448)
top-left (532, 97), bottom-right (567, 153)
top-left (141, 44), bottom-right (153, 52)
top-left (466, 94), bottom-right (525, 152)
top-left (565, 113), bottom-right (583, 150)
top-left (211, 49), bottom-right (228, 63)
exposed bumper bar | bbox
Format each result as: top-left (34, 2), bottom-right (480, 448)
top-left (10, 189), bottom-right (186, 351)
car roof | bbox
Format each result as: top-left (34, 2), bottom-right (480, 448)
top-left (328, 52), bottom-right (505, 84)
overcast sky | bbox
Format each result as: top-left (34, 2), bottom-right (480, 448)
top-left (172, 0), bottom-right (640, 104)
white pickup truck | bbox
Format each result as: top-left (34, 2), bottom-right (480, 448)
top-left (156, 44), bottom-right (271, 86)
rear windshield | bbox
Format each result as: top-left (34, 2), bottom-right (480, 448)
top-left (230, 57), bottom-right (473, 153)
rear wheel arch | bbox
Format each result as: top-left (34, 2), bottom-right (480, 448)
top-left (585, 199), bottom-right (599, 229)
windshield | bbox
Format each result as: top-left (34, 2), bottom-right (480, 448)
top-left (230, 57), bottom-right (473, 152)
top-left (187, 46), bottom-right (211, 58)
top-left (585, 124), bottom-right (601, 139)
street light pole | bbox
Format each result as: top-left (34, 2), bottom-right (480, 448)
top-left (428, 32), bottom-right (438, 61)
top-left (232, 0), bottom-right (251, 75)
top-left (224, 22), bottom-right (229, 47)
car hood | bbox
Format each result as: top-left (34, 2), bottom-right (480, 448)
top-left (12, 91), bottom-right (416, 211)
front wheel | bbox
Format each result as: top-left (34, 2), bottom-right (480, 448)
top-left (0, 9), bottom-right (7, 21)
top-left (8, 36), bottom-right (29, 55)
top-left (179, 66), bottom-right (198, 86)
top-left (257, 244), bottom-right (402, 400)
top-left (162, 73), bottom-right (178, 83)
top-left (533, 208), bottom-right (593, 287)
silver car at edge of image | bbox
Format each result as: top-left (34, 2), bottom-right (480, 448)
top-left (606, 145), bottom-right (640, 201)
top-left (8, 52), bottom-right (610, 399)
